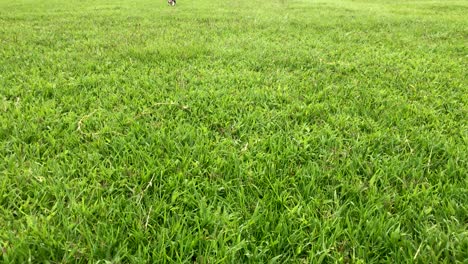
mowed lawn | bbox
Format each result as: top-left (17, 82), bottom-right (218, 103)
top-left (0, 0), bottom-right (467, 262)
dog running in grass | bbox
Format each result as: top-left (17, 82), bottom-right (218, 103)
top-left (168, 0), bottom-right (176, 6)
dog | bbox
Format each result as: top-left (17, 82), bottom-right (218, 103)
top-left (168, 0), bottom-right (176, 6)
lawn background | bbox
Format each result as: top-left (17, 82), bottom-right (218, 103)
top-left (0, 0), bottom-right (467, 262)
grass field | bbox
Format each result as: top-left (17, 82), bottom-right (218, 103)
top-left (0, 0), bottom-right (467, 262)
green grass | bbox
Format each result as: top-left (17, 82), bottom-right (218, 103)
top-left (0, 0), bottom-right (467, 262)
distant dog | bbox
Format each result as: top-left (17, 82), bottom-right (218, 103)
top-left (168, 0), bottom-right (176, 6)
